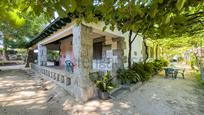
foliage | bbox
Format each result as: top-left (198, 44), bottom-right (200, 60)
top-left (47, 51), bottom-right (59, 61)
top-left (15, 49), bottom-right (27, 55)
top-left (1, 0), bottom-right (204, 37)
top-left (117, 59), bottom-right (169, 84)
top-left (153, 36), bottom-right (203, 60)
top-left (0, 15), bottom-right (47, 49)
top-left (189, 52), bottom-right (196, 69)
top-left (1, 0), bottom-right (204, 67)
top-left (151, 59), bottom-right (169, 72)
top-left (194, 72), bottom-right (204, 89)
top-left (143, 62), bottom-right (154, 74)
top-left (131, 62), bottom-right (151, 82)
top-left (0, 7), bottom-right (25, 27)
top-left (117, 68), bottom-right (141, 85)
top-left (0, 14), bottom-right (47, 60)
top-left (95, 72), bottom-right (115, 92)
top-left (90, 71), bottom-right (115, 92)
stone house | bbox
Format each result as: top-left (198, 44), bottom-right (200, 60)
top-left (27, 17), bottom-right (144, 101)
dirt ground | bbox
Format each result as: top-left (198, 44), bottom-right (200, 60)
top-left (0, 65), bottom-right (204, 115)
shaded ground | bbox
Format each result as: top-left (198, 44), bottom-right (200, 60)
top-left (0, 65), bottom-right (204, 115)
top-left (0, 61), bottom-right (24, 66)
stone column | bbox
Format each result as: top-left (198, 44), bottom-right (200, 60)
top-left (38, 44), bottom-right (47, 66)
top-left (72, 24), bottom-right (96, 101)
top-left (111, 37), bottom-right (125, 81)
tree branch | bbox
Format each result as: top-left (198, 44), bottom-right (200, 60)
top-left (131, 28), bottom-right (140, 43)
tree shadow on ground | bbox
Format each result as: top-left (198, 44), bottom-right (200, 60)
top-left (0, 69), bottom-right (139, 115)
top-left (0, 69), bottom-right (69, 115)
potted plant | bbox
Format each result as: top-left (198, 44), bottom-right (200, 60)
top-left (96, 71), bottom-right (115, 99)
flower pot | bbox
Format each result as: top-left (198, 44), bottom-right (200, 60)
top-left (98, 90), bottom-right (109, 100)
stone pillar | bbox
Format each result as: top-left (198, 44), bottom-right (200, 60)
top-left (72, 24), bottom-right (96, 101)
top-left (25, 49), bottom-right (34, 67)
top-left (38, 44), bottom-right (47, 66)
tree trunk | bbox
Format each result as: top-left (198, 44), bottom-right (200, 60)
top-left (25, 49), bottom-right (34, 67)
top-left (155, 44), bottom-right (158, 60)
top-left (143, 36), bottom-right (149, 62)
top-left (128, 30), bottom-right (133, 69)
top-left (2, 41), bottom-right (8, 61)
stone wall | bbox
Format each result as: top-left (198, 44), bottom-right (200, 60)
top-left (38, 44), bottom-right (47, 66)
top-left (30, 63), bottom-right (74, 94)
top-left (72, 24), bottom-right (97, 101)
top-left (32, 24), bottom-right (97, 102)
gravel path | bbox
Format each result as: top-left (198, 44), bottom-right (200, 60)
top-left (0, 66), bottom-right (204, 115)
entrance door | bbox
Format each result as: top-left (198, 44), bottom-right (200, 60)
top-left (93, 42), bottom-right (102, 60)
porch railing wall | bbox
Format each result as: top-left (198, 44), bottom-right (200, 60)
top-left (30, 63), bottom-right (74, 95)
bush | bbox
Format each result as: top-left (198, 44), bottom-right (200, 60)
top-left (131, 62), bottom-right (151, 82)
top-left (90, 71), bottom-right (115, 92)
top-left (143, 62), bottom-right (154, 74)
top-left (116, 59), bottom-right (169, 85)
top-left (189, 53), bottom-right (196, 69)
top-left (117, 68), bottom-right (141, 85)
top-left (195, 72), bottom-right (204, 88)
top-left (151, 59), bottom-right (168, 73)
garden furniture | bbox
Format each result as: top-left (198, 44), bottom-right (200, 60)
top-left (164, 67), bottom-right (185, 79)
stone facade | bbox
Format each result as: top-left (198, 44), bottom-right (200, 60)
top-left (38, 44), bottom-right (47, 66)
top-left (72, 24), bottom-right (96, 101)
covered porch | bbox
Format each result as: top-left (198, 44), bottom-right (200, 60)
top-left (27, 21), bottom-right (125, 101)
top-left (34, 26), bottom-right (124, 74)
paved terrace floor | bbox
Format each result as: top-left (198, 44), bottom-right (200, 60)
top-left (0, 64), bottom-right (204, 115)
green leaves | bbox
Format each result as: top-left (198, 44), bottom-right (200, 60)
top-left (102, 26), bottom-right (107, 31)
top-left (0, 0), bottom-right (204, 46)
top-left (0, 14), bottom-right (47, 48)
top-left (62, 0), bottom-right (77, 13)
top-left (95, 71), bottom-right (115, 92)
top-left (176, 0), bottom-right (187, 11)
top-left (158, 0), bottom-right (163, 4)
top-left (165, 12), bottom-right (174, 24)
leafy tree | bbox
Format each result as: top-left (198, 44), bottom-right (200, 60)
top-left (1, 0), bottom-right (204, 67)
top-left (0, 15), bottom-right (47, 60)
top-left (95, 0), bottom-right (204, 67)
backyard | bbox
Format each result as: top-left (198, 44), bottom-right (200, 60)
top-left (0, 65), bottom-right (203, 115)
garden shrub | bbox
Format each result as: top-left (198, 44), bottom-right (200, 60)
top-left (143, 62), bottom-right (154, 74)
top-left (131, 62), bottom-right (151, 82)
top-left (151, 59), bottom-right (169, 73)
top-left (90, 71), bottom-right (115, 92)
top-left (189, 53), bottom-right (196, 69)
top-left (116, 59), bottom-right (169, 85)
top-left (160, 58), bottom-right (169, 67)
top-left (117, 68), bottom-right (141, 85)
top-left (95, 71), bottom-right (115, 92)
